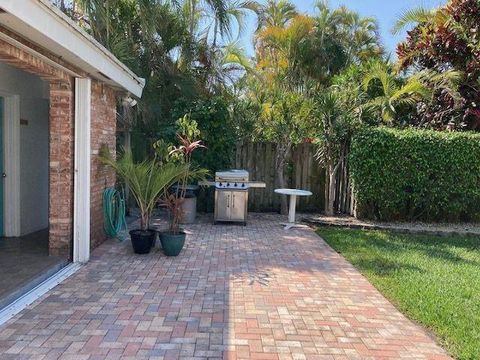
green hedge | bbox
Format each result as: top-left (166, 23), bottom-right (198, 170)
top-left (350, 127), bottom-right (480, 222)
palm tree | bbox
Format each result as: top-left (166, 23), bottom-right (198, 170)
top-left (60, 0), bottom-right (250, 117)
top-left (255, 92), bottom-right (314, 214)
top-left (339, 10), bottom-right (382, 63)
top-left (313, 78), bottom-right (362, 215)
top-left (314, 1), bottom-right (382, 66)
top-left (100, 149), bottom-right (188, 231)
top-left (256, 0), bottom-right (298, 30)
top-left (255, 14), bottom-right (315, 91)
top-left (212, 0), bottom-right (259, 46)
top-left (267, 1), bottom-right (383, 86)
top-left (362, 61), bottom-right (430, 123)
top-left (391, 6), bottom-right (446, 35)
top-left (180, 0), bottom-right (229, 38)
top-left (196, 41), bottom-right (253, 92)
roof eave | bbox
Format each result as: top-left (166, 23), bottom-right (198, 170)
top-left (0, 0), bottom-right (145, 97)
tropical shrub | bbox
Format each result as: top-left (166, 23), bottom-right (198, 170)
top-left (171, 97), bottom-right (237, 173)
top-left (155, 116), bottom-right (208, 233)
top-left (100, 149), bottom-right (187, 230)
top-left (255, 92), bottom-right (315, 213)
top-left (350, 127), bottom-right (480, 221)
top-left (313, 81), bottom-right (362, 215)
top-left (396, 0), bottom-right (480, 130)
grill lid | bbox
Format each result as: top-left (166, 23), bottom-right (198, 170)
top-left (215, 169), bottom-right (249, 180)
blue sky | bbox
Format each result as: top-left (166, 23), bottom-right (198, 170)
top-left (239, 0), bottom-right (446, 58)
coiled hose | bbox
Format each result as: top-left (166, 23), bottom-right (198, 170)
top-left (103, 187), bottom-right (127, 239)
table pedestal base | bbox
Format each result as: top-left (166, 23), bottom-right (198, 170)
top-left (274, 189), bottom-right (313, 231)
top-left (281, 222), bottom-right (310, 230)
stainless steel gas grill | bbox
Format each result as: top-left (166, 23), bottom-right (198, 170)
top-left (200, 169), bottom-right (266, 225)
top-left (215, 170), bottom-right (249, 224)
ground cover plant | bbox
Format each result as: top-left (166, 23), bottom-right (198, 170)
top-left (317, 226), bottom-right (480, 360)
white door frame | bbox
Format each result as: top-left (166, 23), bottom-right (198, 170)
top-left (73, 78), bottom-right (91, 263)
top-left (0, 90), bottom-right (20, 237)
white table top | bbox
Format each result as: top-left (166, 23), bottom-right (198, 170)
top-left (274, 188), bottom-right (312, 196)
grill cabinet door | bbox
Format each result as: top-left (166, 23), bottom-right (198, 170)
top-left (230, 191), bottom-right (247, 221)
top-left (215, 190), bottom-right (231, 221)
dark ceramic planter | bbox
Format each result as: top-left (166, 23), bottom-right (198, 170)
top-left (129, 229), bottom-right (156, 254)
top-left (159, 231), bottom-right (186, 256)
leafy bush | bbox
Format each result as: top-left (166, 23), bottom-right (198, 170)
top-left (350, 127), bottom-right (480, 221)
top-left (397, 0), bottom-right (480, 130)
top-left (171, 97), bottom-right (237, 173)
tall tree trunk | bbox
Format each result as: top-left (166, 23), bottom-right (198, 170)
top-left (325, 159), bottom-right (342, 216)
top-left (189, 0), bottom-right (196, 36)
top-left (277, 164), bottom-right (288, 215)
top-left (325, 164), bottom-right (335, 216)
top-left (213, 19), bottom-right (218, 48)
top-left (275, 144), bottom-right (290, 215)
top-left (324, 168), bottom-right (329, 214)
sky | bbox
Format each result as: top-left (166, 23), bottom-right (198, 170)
top-left (239, 0), bottom-right (446, 58)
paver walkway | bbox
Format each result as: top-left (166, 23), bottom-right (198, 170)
top-left (0, 214), bottom-right (450, 359)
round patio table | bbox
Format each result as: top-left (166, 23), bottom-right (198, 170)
top-left (274, 188), bottom-right (312, 229)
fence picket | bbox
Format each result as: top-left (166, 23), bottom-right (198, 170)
top-left (232, 141), bottom-right (353, 214)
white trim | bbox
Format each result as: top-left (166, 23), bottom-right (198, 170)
top-left (73, 78), bottom-right (91, 263)
top-left (0, 263), bottom-right (82, 326)
top-left (0, 90), bottom-right (20, 237)
top-left (0, 0), bottom-right (145, 97)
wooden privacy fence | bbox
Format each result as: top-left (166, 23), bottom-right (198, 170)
top-left (233, 141), bottom-right (354, 214)
top-left (234, 141), bottom-right (325, 212)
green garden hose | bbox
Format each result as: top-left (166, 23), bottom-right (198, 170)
top-left (103, 187), bottom-right (127, 239)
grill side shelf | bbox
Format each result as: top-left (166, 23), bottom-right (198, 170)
top-left (198, 180), bottom-right (215, 186)
top-left (248, 181), bottom-right (266, 188)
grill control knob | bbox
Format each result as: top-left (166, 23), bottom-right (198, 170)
top-left (241, 183), bottom-right (245, 188)
top-left (234, 183), bottom-right (237, 187)
top-left (226, 183), bottom-right (230, 187)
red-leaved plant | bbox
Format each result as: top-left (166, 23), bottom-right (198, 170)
top-left (155, 115), bottom-right (208, 234)
top-left (396, 0), bottom-right (480, 130)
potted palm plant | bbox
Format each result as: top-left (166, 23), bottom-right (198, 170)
top-left (100, 148), bottom-right (186, 254)
top-left (157, 116), bottom-right (208, 256)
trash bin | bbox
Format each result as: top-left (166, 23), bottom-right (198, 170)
top-left (170, 185), bottom-right (200, 224)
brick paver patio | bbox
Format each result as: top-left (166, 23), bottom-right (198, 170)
top-left (0, 214), bottom-right (450, 359)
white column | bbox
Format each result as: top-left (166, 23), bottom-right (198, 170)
top-left (73, 78), bottom-right (91, 263)
top-left (0, 92), bottom-right (20, 237)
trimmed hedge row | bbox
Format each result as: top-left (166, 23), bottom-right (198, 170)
top-left (350, 127), bottom-right (480, 222)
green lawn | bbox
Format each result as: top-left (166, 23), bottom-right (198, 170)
top-left (316, 227), bottom-right (480, 360)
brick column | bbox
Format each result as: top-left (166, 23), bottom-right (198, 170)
top-left (90, 81), bottom-right (117, 249)
top-left (49, 79), bottom-right (75, 257)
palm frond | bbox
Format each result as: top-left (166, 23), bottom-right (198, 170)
top-left (391, 80), bottom-right (430, 103)
top-left (100, 149), bottom-right (187, 230)
top-left (392, 7), bottom-right (436, 35)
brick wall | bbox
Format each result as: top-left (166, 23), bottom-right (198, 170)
top-left (90, 81), bottom-right (117, 249)
top-left (0, 34), bottom-right (75, 257)
top-left (49, 80), bottom-right (75, 256)
top-left (0, 29), bottom-right (120, 256)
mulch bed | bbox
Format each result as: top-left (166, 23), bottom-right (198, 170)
top-left (303, 214), bottom-right (480, 238)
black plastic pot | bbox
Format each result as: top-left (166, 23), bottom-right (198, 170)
top-left (159, 231), bottom-right (186, 256)
top-left (129, 229), bottom-right (156, 254)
